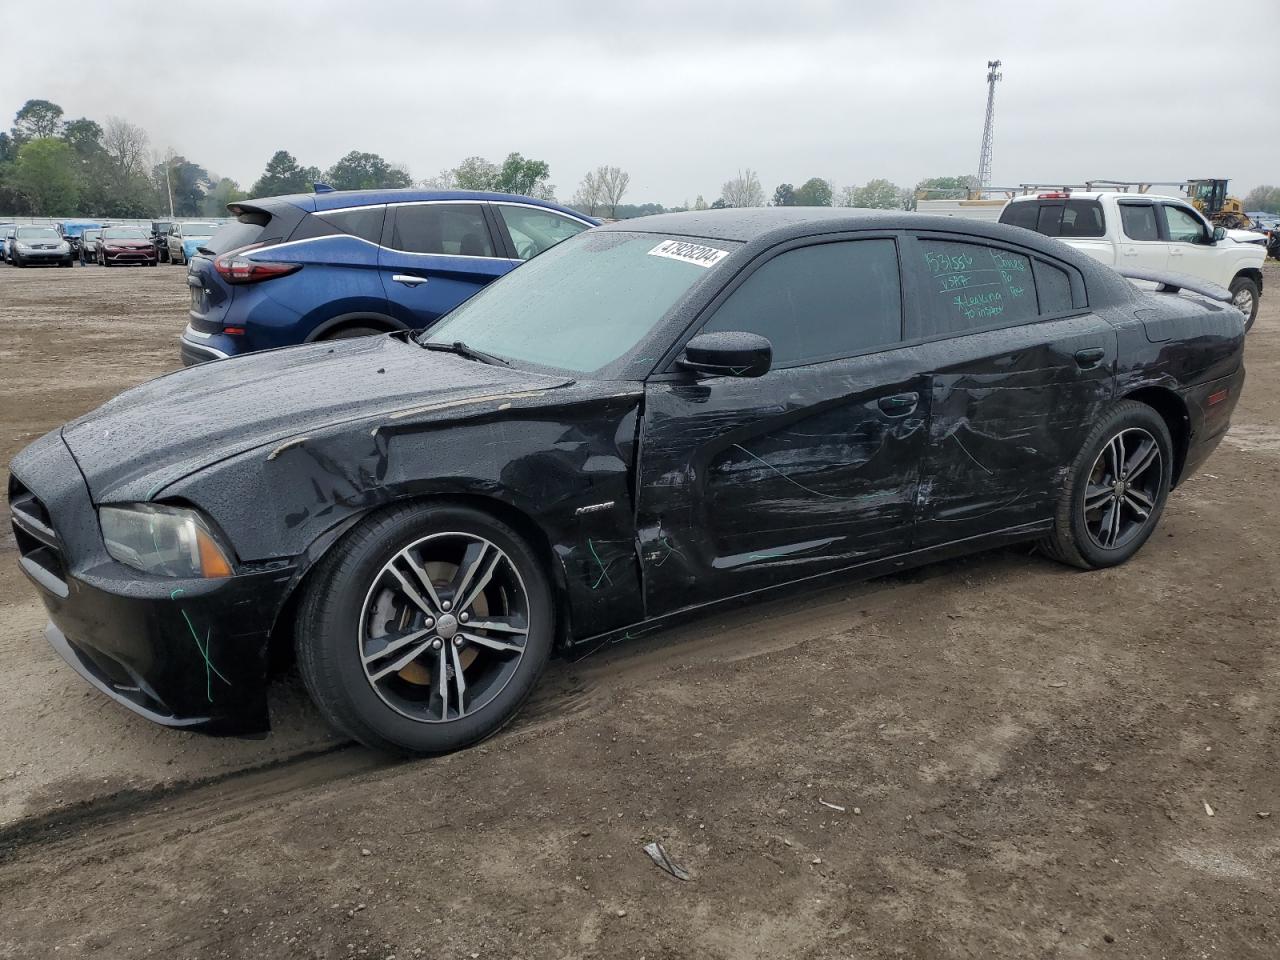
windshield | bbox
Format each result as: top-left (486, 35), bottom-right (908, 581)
top-left (180, 222), bottom-right (219, 236)
top-left (424, 231), bottom-right (738, 376)
top-left (103, 227), bottom-right (148, 240)
top-left (17, 227), bottom-right (61, 242)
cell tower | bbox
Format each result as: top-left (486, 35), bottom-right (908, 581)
top-left (976, 59), bottom-right (1002, 193)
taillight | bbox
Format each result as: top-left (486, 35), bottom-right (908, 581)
top-left (213, 244), bottom-right (301, 285)
top-left (1037, 192), bottom-right (1071, 199)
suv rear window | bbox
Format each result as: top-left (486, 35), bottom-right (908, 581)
top-left (204, 211), bottom-right (272, 255)
top-left (999, 199), bottom-right (1104, 238)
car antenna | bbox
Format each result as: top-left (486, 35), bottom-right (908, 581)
top-left (313, 181), bottom-right (335, 194)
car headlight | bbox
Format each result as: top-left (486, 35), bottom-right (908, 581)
top-left (100, 504), bottom-right (234, 578)
top-left (15, 242), bottom-right (30, 252)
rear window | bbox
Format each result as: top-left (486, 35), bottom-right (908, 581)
top-left (1119, 203), bottom-right (1159, 241)
top-left (204, 203), bottom-right (304, 256)
top-left (999, 199), bottom-right (1104, 238)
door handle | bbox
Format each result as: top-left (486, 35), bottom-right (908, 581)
top-left (877, 393), bottom-right (918, 416)
top-left (392, 274), bottom-right (427, 287)
top-left (1074, 347), bottom-right (1106, 369)
top-left (1121, 248), bottom-right (1138, 257)
top-left (1170, 247), bottom-right (1184, 256)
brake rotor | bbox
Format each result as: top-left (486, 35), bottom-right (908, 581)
top-left (396, 560), bottom-right (484, 686)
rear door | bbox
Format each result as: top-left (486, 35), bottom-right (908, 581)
top-left (903, 232), bottom-right (1117, 545)
top-left (637, 235), bottom-right (931, 615)
top-left (1115, 200), bottom-right (1168, 273)
top-left (378, 202), bottom-right (516, 330)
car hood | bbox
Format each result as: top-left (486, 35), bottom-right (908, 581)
top-left (61, 334), bottom-right (574, 502)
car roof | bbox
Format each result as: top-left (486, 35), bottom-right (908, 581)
top-left (248, 188), bottom-right (593, 219)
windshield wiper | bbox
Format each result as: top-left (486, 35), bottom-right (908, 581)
top-left (420, 339), bottom-right (511, 367)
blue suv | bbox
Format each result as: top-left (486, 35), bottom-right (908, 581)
top-left (180, 189), bottom-right (596, 364)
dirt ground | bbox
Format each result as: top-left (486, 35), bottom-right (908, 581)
top-left (0, 260), bottom-right (1276, 959)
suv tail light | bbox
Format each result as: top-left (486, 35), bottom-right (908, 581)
top-left (213, 243), bottom-right (302, 285)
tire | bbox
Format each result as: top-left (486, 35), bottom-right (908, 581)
top-left (1229, 276), bottom-right (1260, 333)
top-left (295, 501), bottom-right (555, 755)
top-left (321, 325), bottom-right (386, 340)
top-left (1041, 400), bottom-right (1173, 570)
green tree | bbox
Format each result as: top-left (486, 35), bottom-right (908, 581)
top-left (12, 138), bottom-right (79, 214)
top-left (251, 150), bottom-right (322, 196)
top-left (203, 177), bottom-right (247, 216)
top-left (915, 174), bottom-right (978, 196)
top-left (850, 178), bottom-right (907, 210)
top-left (156, 155), bottom-right (211, 216)
top-left (793, 177), bottom-right (832, 206)
top-left (13, 99), bottom-right (64, 141)
top-left (323, 151), bottom-right (413, 191)
top-left (452, 156), bottom-right (498, 190)
top-left (1242, 184), bottom-right (1280, 214)
top-left (772, 183), bottom-right (796, 206)
top-left (693, 195), bottom-right (708, 211)
top-left (493, 152), bottom-right (552, 198)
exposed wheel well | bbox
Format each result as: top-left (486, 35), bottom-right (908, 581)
top-left (306, 313), bottom-right (405, 342)
top-left (1232, 267), bottom-right (1262, 291)
top-left (266, 493), bottom-right (569, 673)
top-left (1122, 386), bottom-right (1190, 486)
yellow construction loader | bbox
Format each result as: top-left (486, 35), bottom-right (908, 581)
top-left (1186, 179), bottom-right (1252, 229)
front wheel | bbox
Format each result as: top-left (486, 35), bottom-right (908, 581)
top-left (1229, 276), bottom-right (1260, 332)
top-left (1041, 400), bottom-right (1173, 570)
top-left (295, 502), bottom-right (555, 755)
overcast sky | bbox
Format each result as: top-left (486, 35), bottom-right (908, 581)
top-left (4, 0), bottom-right (1277, 205)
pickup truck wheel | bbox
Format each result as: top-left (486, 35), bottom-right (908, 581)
top-left (1229, 277), bottom-right (1260, 332)
top-left (295, 502), bottom-right (554, 755)
top-left (1040, 400), bottom-right (1172, 570)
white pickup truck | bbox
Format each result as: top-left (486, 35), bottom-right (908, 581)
top-left (999, 191), bottom-right (1265, 328)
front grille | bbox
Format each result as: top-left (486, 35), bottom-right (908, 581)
top-left (8, 475), bottom-right (68, 596)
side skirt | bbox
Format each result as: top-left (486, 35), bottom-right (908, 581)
top-left (567, 519), bottom-right (1051, 652)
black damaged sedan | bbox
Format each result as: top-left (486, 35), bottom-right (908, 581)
top-left (9, 209), bottom-right (1245, 754)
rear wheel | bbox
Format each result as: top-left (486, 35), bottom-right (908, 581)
top-left (1229, 276), bottom-right (1260, 332)
top-left (1041, 400), bottom-right (1172, 570)
top-left (295, 502), bottom-right (554, 755)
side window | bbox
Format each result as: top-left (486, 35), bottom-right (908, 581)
top-left (999, 201), bottom-right (1041, 231)
top-left (1034, 260), bottom-right (1074, 313)
top-left (496, 205), bottom-right (589, 260)
top-left (911, 239), bottom-right (1037, 338)
top-left (390, 203), bottom-right (495, 257)
top-left (1059, 200), bottom-right (1105, 238)
top-left (1119, 203), bottom-right (1159, 241)
top-left (1161, 204), bottom-right (1207, 244)
top-left (318, 206), bottom-right (386, 244)
top-left (701, 239), bottom-right (902, 369)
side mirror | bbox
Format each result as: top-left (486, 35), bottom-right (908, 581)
top-left (1211, 226), bottom-right (1226, 243)
top-left (678, 331), bottom-right (772, 378)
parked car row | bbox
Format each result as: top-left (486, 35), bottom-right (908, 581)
top-left (0, 220), bottom-right (231, 268)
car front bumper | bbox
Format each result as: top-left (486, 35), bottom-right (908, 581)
top-left (15, 248), bottom-right (71, 262)
top-left (9, 431), bottom-right (294, 735)
top-left (101, 248), bottom-right (157, 264)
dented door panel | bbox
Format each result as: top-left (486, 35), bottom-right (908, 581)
top-left (637, 349), bottom-right (931, 617)
top-left (911, 314), bottom-right (1117, 545)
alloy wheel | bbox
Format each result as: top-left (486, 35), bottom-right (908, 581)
top-left (1083, 427), bottom-right (1163, 550)
top-left (1233, 286), bottom-right (1255, 317)
top-left (357, 532), bottom-right (530, 723)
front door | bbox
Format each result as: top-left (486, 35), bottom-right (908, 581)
top-left (635, 236), bottom-right (930, 617)
top-left (378, 202), bottom-right (516, 331)
top-left (1160, 202), bottom-right (1227, 286)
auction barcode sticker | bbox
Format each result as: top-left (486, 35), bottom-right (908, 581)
top-left (647, 239), bottom-right (729, 268)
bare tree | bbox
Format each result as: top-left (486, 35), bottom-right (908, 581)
top-left (101, 117), bottom-right (150, 181)
top-left (720, 169), bottom-right (764, 208)
top-left (572, 169), bottom-right (604, 216)
top-left (597, 165), bottom-right (629, 217)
